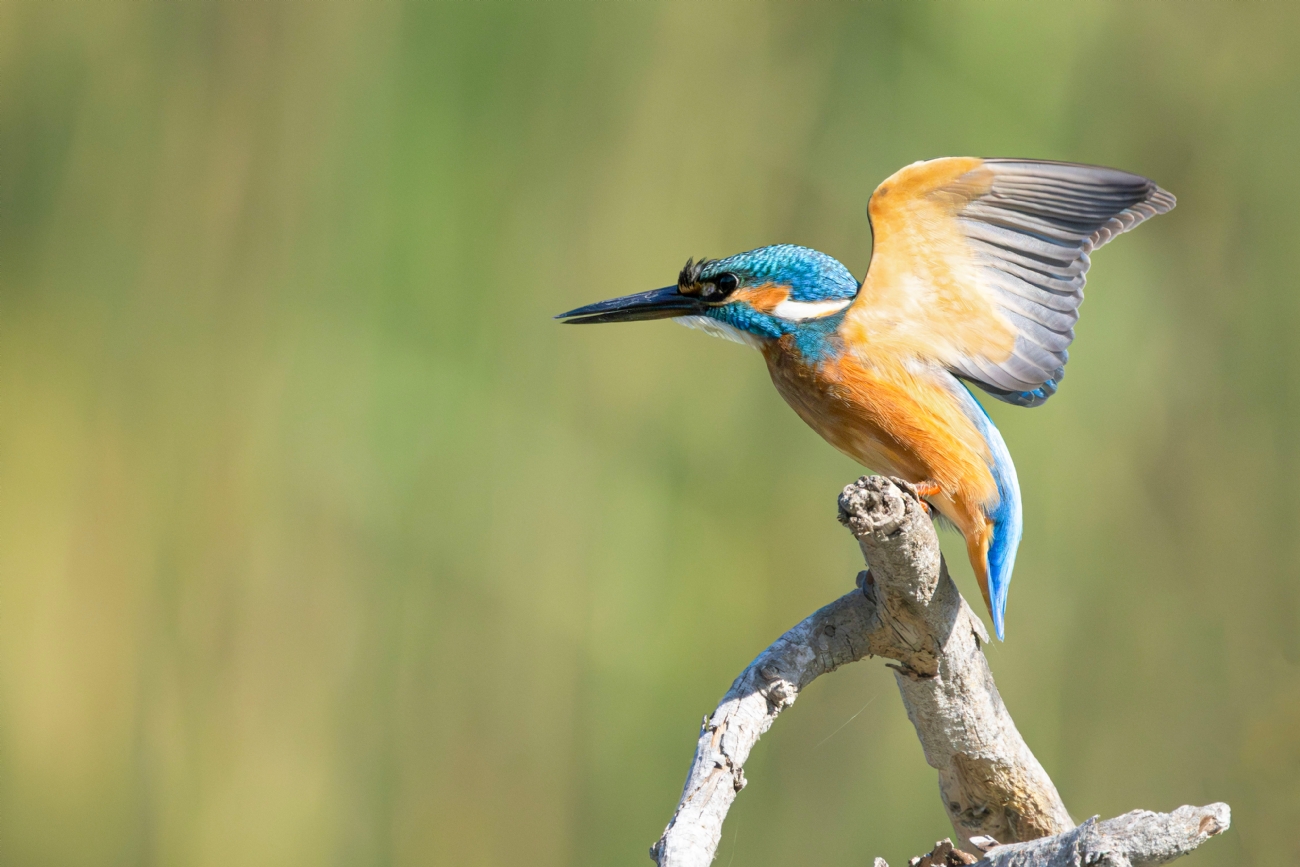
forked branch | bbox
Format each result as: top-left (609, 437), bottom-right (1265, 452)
top-left (649, 476), bottom-right (1229, 867)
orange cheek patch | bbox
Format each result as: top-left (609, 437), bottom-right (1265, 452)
top-left (735, 283), bottom-right (790, 313)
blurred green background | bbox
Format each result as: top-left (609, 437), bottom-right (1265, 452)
top-left (3, 2), bottom-right (1298, 865)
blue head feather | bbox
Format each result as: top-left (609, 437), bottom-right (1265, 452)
top-left (698, 245), bottom-right (858, 302)
top-left (684, 245), bottom-right (859, 362)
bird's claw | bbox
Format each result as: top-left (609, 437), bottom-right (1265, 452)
top-left (905, 480), bottom-right (941, 514)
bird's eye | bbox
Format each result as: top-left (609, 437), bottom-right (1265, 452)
top-left (703, 272), bottom-right (739, 303)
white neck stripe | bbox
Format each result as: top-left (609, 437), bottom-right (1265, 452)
top-left (770, 298), bottom-right (852, 321)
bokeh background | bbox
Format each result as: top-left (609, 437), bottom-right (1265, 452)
top-left (3, 2), bottom-right (1298, 865)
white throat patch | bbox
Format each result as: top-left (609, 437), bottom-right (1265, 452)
top-left (677, 316), bottom-right (764, 349)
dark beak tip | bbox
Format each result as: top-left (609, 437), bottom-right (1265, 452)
top-left (554, 308), bottom-right (599, 323)
top-left (552, 286), bottom-right (698, 325)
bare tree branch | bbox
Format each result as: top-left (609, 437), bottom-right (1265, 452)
top-left (650, 476), bottom-right (1230, 867)
top-left (892, 803), bottom-right (1230, 867)
top-left (837, 477), bottom-right (1072, 847)
top-left (648, 582), bottom-right (875, 866)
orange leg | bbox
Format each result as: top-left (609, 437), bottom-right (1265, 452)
top-left (910, 480), bottom-right (942, 514)
top-left (911, 481), bottom-right (942, 498)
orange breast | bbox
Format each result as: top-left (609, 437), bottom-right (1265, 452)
top-left (762, 338), bottom-right (998, 535)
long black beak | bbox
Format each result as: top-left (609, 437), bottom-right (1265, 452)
top-left (555, 286), bottom-right (702, 324)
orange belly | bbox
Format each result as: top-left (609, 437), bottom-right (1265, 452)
top-left (763, 338), bottom-right (999, 581)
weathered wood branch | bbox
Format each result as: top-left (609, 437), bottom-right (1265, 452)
top-left (648, 561), bottom-right (878, 867)
top-left (837, 477), bottom-right (1072, 847)
top-left (650, 476), bottom-right (1230, 867)
top-left (890, 802), bottom-right (1230, 867)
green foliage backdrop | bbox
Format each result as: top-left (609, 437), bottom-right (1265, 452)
top-left (3, 3), bottom-right (1298, 865)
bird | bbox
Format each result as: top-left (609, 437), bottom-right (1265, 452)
top-left (557, 157), bottom-right (1174, 639)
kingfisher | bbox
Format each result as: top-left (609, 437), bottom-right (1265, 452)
top-left (558, 158), bottom-right (1174, 639)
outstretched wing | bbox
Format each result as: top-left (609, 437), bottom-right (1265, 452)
top-left (845, 158), bottom-right (1175, 406)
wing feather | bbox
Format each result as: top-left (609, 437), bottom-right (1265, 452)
top-left (845, 157), bottom-right (1174, 405)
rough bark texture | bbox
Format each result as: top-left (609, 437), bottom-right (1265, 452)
top-left (892, 803), bottom-right (1231, 867)
top-left (837, 477), bottom-right (1073, 847)
top-left (649, 476), bottom-right (1229, 867)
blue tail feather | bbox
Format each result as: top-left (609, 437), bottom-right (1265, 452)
top-left (946, 378), bottom-right (1023, 641)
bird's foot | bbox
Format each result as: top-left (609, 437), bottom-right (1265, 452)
top-left (907, 480), bottom-right (942, 514)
